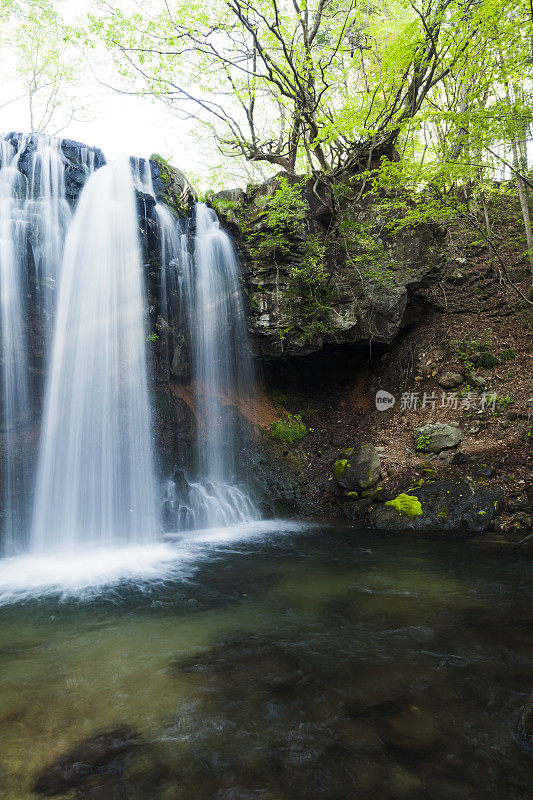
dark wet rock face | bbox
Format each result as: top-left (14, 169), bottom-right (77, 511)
top-left (33, 727), bottom-right (140, 796)
top-left (370, 478), bottom-right (504, 532)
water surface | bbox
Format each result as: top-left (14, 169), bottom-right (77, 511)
top-left (0, 525), bottom-right (530, 799)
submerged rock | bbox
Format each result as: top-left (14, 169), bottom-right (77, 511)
top-left (33, 727), bottom-right (140, 796)
top-left (370, 478), bottom-right (503, 532)
top-left (517, 693), bottom-right (533, 745)
top-left (383, 705), bottom-right (440, 754)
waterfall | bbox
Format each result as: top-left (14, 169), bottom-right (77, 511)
top-left (0, 140), bottom-right (32, 553)
top-left (154, 202), bottom-right (185, 376)
top-left (31, 158), bottom-right (158, 552)
top-left (25, 135), bottom-right (71, 335)
top-left (164, 203), bottom-right (258, 530)
top-left (0, 134), bottom-right (260, 567)
top-left (194, 203), bottom-right (255, 481)
top-left (135, 169), bottom-right (258, 529)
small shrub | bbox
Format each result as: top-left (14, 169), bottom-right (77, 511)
top-left (416, 435), bottom-right (431, 452)
top-left (496, 395), bottom-right (514, 407)
top-left (269, 413), bottom-right (307, 445)
top-left (499, 349), bottom-right (516, 361)
top-left (476, 353), bottom-right (500, 368)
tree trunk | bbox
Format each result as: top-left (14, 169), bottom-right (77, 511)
top-left (511, 138), bottom-right (533, 279)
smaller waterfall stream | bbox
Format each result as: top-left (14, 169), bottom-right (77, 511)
top-left (26, 135), bottom-right (71, 334)
top-left (162, 203), bottom-right (258, 530)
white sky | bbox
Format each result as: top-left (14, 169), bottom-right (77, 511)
top-left (0, 0), bottom-right (272, 189)
top-left (0, 79), bottom-right (208, 176)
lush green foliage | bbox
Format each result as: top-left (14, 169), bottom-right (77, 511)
top-left (0, 0), bottom-right (90, 133)
top-left (269, 413), bottom-right (308, 445)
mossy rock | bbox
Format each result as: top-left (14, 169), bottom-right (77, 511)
top-left (416, 464), bottom-right (438, 478)
top-left (370, 478), bottom-right (503, 533)
top-left (385, 494), bottom-right (423, 517)
top-left (333, 444), bottom-right (381, 492)
top-left (413, 423), bottom-right (462, 453)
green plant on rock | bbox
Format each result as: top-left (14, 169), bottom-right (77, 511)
top-left (284, 234), bottom-right (333, 343)
top-left (269, 413), bottom-right (307, 446)
top-left (245, 177), bottom-right (308, 263)
top-left (337, 216), bottom-right (395, 287)
top-left (386, 493), bottom-right (423, 517)
top-left (211, 197), bottom-right (244, 225)
top-left (245, 178), bottom-right (333, 345)
top-left (416, 435), bottom-right (432, 452)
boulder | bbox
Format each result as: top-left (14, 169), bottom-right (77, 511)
top-left (414, 423), bottom-right (463, 453)
top-left (465, 370), bottom-right (486, 388)
top-left (150, 156), bottom-right (197, 211)
top-left (437, 372), bottom-right (464, 389)
top-left (334, 445), bottom-right (381, 493)
top-left (342, 498), bottom-right (372, 521)
top-left (451, 451), bottom-right (468, 464)
top-left (370, 478), bottom-right (504, 532)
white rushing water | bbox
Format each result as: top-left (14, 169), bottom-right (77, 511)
top-left (26, 135), bottom-right (71, 333)
top-left (0, 521), bottom-right (306, 604)
top-left (160, 203), bottom-right (259, 530)
top-left (194, 203), bottom-right (255, 482)
top-left (0, 140), bottom-right (32, 553)
top-left (31, 157), bottom-right (158, 552)
top-left (0, 140), bottom-right (262, 593)
top-left (0, 134), bottom-right (98, 555)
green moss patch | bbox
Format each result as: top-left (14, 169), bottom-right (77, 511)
top-left (386, 493), bottom-right (423, 517)
top-left (334, 459), bottom-right (351, 481)
top-left (269, 413), bottom-right (307, 445)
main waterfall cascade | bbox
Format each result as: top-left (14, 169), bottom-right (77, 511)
top-left (31, 158), bottom-right (159, 551)
top-left (0, 134), bottom-right (98, 554)
top-left (0, 140), bottom-right (32, 552)
top-left (0, 135), bottom-right (258, 563)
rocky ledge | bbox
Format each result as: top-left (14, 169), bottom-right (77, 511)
top-left (212, 174), bottom-right (446, 360)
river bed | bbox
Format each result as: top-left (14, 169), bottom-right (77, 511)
top-left (0, 524), bottom-right (530, 799)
